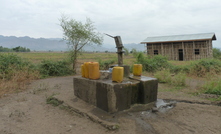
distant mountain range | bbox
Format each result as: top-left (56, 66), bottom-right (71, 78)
top-left (0, 35), bottom-right (145, 52)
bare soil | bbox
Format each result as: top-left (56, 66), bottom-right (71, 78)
top-left (0, 76), bottom-right (221, 134)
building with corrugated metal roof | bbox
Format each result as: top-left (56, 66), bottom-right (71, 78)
top-left (141, 33), bottom-right (216, 61)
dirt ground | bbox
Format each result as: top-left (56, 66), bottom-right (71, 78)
top-left (0, 76), bottom-right (221, 134)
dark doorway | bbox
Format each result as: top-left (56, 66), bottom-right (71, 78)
top-left (178, 49), bottom-right (183, 61)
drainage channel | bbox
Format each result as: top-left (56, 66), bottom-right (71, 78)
top-left (163, 99), bottom-right (221, 106)
top-left (140, 98), bottom-right (220, 115)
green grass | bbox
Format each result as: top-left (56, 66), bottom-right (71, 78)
top-left (17, 52), bottom-right (69, 64)
top-left (14, 52), bottom-right (134, 65)
top-left (46, 95), bottom-right (63, 106)
top-left (2, 51), bottom-right (221, 98)
top-left (203, 79), bottom-right (221, 95)
top-left (154, 70), bottom-right (186, 87)
top-left (208, 96), bottom-right (221, 101)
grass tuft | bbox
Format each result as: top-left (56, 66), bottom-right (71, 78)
top-left (202, 79), bottom-right (221, 95)
top-left (46, 96), bottom-right (63, 106)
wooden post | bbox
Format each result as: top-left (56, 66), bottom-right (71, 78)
top-left (171, 43), bottom-right (174, 60)
top-left (208, 40), bottom-right (213, 58)
top-left (193, 41), bottom-right (195, 60)
top-left (152, 44), bottom-right (154, 56)
top-left (146, 44), bottom-right (148, 54)
top-left (207, 40), bottom-right (209, 58)
top-left (182, 42), bottom-right (185, 61)
top-left (161, 43), bottom-right (163, 56)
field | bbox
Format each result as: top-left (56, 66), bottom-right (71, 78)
top-left (0, 52), bottom-right (221, 96)
top-left (16, 52), bottom-right (135, 65)
top-left (0, 52), bottom-right (221, 133)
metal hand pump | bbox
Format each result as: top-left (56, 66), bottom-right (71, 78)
top-left (104, 33), bottom-right (124, 66)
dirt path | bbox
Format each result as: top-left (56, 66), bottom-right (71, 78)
top-left (0, 76), bottom-right (221, 134)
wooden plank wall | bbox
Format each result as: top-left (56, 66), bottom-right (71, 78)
top-left (146, 40), bottom-right (211, 61)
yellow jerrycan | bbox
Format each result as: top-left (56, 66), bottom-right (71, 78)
top-left (84, 62), bottom-right (90, 78)
top-left (81, 64), bottom-right (85, 77)
top-left (88, 62), bottom-right (100, 80)
top-left (112, 67), bottom-right (124, 83)
top-left (133, 64), bottom-right (142, 76)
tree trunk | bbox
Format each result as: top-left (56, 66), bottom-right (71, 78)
top-left (72, 50), bottom-right (78, 74)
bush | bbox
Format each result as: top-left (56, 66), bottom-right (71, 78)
top-left (187, 59), bottom-right (221, 77)
top-left (131, 48), bottom-right (139, 57)
top-left (136, 53), bottom-right (171, 72)
top-left (213, 48), bottom-right (221, 59)
top-left (0, 53), bottom-right (39, 94)
top-left (154, 70), bottom-right (186, 87)
top-left (203, 80), bottom-right (221, 95)
top-left (98, 58), bottom-right (116, 70)
top-left (154, 70), bottom-right (171, 83)
top-left (39, 59), bottom-right (72, 77)
top-left (0, 53), bottom-right (34, 80)
top-left (171, 72), bottom-right (186, 86)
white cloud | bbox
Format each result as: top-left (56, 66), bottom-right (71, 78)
top-left (0, 0), bottom-right (220, 47)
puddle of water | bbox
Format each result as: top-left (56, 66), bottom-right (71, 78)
top-left (129, 75), bottom-right (157, 81)
top-left (139, 99), bottom-right (176, 116)
top-left (155, 99), bottom-right (176, 113)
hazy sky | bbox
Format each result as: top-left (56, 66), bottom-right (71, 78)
top-left (0, 0), bottom-right (220, 48)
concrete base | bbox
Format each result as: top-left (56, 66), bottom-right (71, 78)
top-left (73, 75), bottom-right (158, 113)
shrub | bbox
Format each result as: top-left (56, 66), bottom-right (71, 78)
top-left (136, 53), bottom-right (171, 72)
top-left (131, 48), bottom-right (139, 57)
top-left (154, 70), bottom-right (171, 83)
top-left (0, 53), bottom-right (34, 80)
top-left (154, 70), bottom-right (186, 87)
top-left (203, 80), bottom-right (221, 95)
top-left (187, 59), bottom-right (221, 77)
top-left (0, 53), bottom-right (40, 96)
top-left (98, 58), bottom-right (116, 70)
top-left (213, 48), bottom-right (221, 59)
top-left (170, 72), bottom-right (186, 86)
top-left (39, 59), bottom-right (72, 77)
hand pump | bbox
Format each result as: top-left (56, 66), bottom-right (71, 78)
top-left (104, 33), bottom-right (124, 66)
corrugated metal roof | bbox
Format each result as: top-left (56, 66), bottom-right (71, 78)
top-left (141, 33), bottom-right (216, 44)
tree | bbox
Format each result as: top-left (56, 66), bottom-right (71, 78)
top-left (213, 48), bottom-right (221, 59)
top-left (60, 15), bottom-right (103, 73)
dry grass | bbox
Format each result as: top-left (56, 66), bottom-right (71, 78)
top-left (16, 52), bottom-right (135, 65)
top-left (0, 68), bottom-right (40, 97)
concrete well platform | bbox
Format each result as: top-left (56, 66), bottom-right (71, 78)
top-left (73, 75), bottom-right (158, 113)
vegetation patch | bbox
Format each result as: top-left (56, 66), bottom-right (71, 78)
top-left (154, 70), bottom-right (171, 83)
top-left (213, 48), bottom-right (221, 59)
top-left (154, 70), bottom-right (186, 87)
top-left (98, 58), bottom-right (116, 70)
top-left (46, 96), bottom-right (63, 106)
top-left (187, 59), bottom-right (221, 77)
top-left (135, 53), bottom-right (171, 72)
top-left (39, 59), bottom-right (73, 77)
top-left (0, 46), bottom-right (30, 52)
top-left (0, 53), bottom-right (39, 97)
top-left (203, 79), bottom-right (221, 95)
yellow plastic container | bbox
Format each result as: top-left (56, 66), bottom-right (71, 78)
top-left (81, 64), bottom-right (85, 77)
top-left (112, 67), bottom-right (124, 83)
top-left (88, 62), bottom-right (100, 80)
top-left (133, 64), bottom-right (142, 76)
top-left (84, 62), bottom-right (90, 78)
